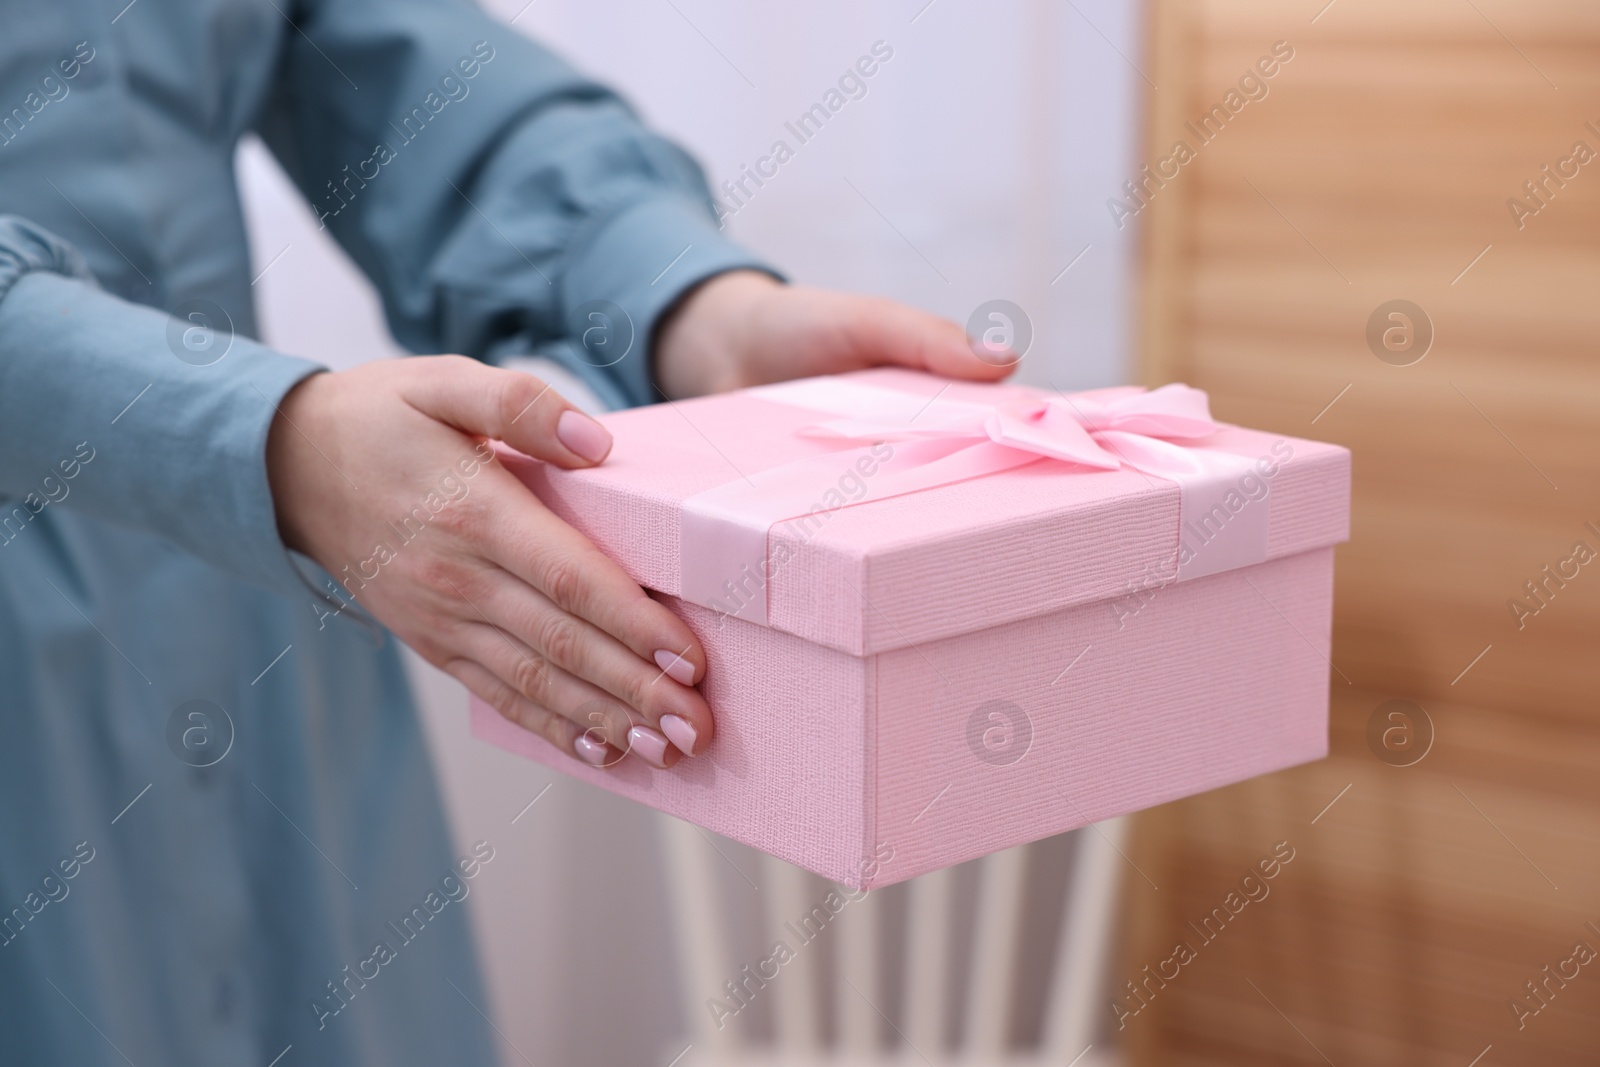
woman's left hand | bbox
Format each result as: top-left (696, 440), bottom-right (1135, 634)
top-left (653, 270), bottom-right (1014, 399)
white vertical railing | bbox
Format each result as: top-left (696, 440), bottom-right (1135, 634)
top-left (963, 845), bottom-right (1031, 1058)
top-left (1043, 818), bottom-right (1131, 1062)
top-left (836, 881), bottom-right (882, 1055)
top-left (902, 864), bottom-right (955, 1058)
top-left (763, 854), bottom-right (822, 1056)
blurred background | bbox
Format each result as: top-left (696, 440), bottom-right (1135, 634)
top-left (238, 0), bottom-right (1600, 1064)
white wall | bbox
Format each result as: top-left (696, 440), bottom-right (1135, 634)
top-left (237, 2), bottom-right (1144, 1063)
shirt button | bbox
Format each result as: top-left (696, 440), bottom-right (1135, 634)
top-left (212, 974), bottom-right (235, 1022)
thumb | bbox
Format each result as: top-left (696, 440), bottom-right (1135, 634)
top-left (401, 355), bottom-right (614, 468)
top-left (845, 296), bottom-right (1014, 382)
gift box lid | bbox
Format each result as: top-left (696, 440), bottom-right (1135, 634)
top-left (501, 368), bottom-right (1350, 656)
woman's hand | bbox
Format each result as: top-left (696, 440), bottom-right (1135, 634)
top-left (653, 270), bottom-right (1015, 399)
top-left (268, 278), bottom-right (1008, 771)
top-left (267, 356), bottom-right (711, 770)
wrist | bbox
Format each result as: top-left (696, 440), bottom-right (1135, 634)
top-left (652, 269), bottom-right (782, 398)
top-left (266, 370), bottom-right (336, 558)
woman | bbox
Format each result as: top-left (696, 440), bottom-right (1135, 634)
top-left (0, 1), bottom-right (1003, 1063)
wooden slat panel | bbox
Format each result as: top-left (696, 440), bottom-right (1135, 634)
top-left (1127, 0), bottom-right (1600, 1063)
top-left (1126, 689), bottom-right (1600, 1067)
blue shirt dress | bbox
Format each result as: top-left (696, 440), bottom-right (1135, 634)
top-left (0, 1), bottom-right (765, 1063)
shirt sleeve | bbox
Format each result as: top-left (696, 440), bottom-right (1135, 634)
top-left (0, 215), bottom-right (326, 595)
top-left (255, 0), bottom-right (777, 410)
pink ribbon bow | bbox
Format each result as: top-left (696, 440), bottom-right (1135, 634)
top-left (794, 381), bottom-right (1225, 471)
top-left (680, 376), bottom-right (1272, 624)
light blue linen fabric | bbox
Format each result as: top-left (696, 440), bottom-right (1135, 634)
top-left (0, 2), bottom-right (767, 1063)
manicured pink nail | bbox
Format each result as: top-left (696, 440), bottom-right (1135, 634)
top-left (659, 714), bottom-right (699, 757)
top-left (556, 409), bottom-right (613, 463)
top-left (574, 733), bottom-right (610, 767)
top-left (654, 648), bottom-right (696, 686)
top-left (627, 725), bottom-right (671, 768)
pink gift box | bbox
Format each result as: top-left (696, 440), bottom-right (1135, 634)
top-left (471, 368), bottom-right (1350, 889)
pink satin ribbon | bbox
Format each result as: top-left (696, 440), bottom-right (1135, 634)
top-left (679, 377), bottom-right (1271, 624)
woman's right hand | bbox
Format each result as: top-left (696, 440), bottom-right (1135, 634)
top-left (265, 355), bottom-right (711, 770)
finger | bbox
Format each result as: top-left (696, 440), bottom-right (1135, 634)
top-left (842, 295), bottom-right (1014, 381)
top-left (443, 658), bottom-right (621, 769)
top-left (479, 474), bottom-right (707, 689)
top-left (399, 354), bottom-right (615, 468)
top-left (471, 572), bottom-right (713, 756)
top-left (461, 621), bottom-right (682, 770)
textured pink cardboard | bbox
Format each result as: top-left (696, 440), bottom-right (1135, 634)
top-left (470, 369), bottom-right (1350, 888)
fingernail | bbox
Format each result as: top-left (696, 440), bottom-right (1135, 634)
top-left (627, 725), bottom-right (670, 769)
top-left (556, 409), bottom-right (613, 464)
top-left (574, 733), bottom-right (610, 767)
top-left (654, 648), bottom-right (696, 686)
top-left (659, 714), bottom-right (698, 757)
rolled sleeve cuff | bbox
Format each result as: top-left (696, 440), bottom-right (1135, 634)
top-left (0, 267), bottom-right (327, 601)
top-left (227, 353), bottom-right (336, 599)
top-left (0, 215), bottom-right (95, 297)
top-left (560, 196), bottom-right (779, 408)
